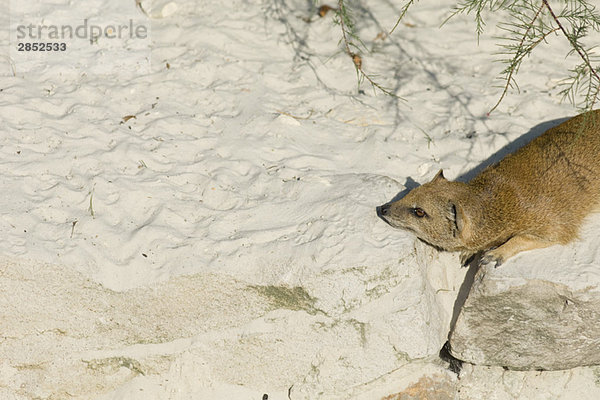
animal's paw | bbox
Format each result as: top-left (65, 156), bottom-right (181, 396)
top-left (460, 252), bottom-right (476, 267)
top-left (479, 251), bottom-right (504, 268)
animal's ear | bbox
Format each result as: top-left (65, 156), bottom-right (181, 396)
top-left (447, 201), bottom-right (465, 238)
top-left (432, 169), bottom-right (446, 183)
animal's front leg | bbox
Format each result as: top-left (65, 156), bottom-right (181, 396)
top-left (460, 251), bottom-right (478, 267)
top-left (480, 234), bottom-right (555, 267)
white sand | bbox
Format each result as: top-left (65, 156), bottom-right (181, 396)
top-left (2, 0), bottom-right (600, 398)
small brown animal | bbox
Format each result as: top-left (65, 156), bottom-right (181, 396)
top-left (377, 110), bottom-right (600, 266)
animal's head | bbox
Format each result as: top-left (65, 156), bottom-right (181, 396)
top-left (376, 170), bottom-right (471, 251)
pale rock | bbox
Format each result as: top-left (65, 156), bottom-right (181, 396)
top-left (449, 214), bottom-right (600, 370)
top-left (275, 113), bottom-right (301, 126)
top-left (160, 2), bottom-right (178, 18)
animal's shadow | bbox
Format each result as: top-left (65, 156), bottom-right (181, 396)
top-left (456, 117), bottom-right (569, 182)
top-left (377, 116), bottom-right (571, 370)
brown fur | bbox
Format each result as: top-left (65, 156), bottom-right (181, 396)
top-left (377, 110), bottom-right (600, 266)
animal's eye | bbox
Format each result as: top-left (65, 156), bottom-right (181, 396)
top-left (412, 207), bottom-right (426, 218)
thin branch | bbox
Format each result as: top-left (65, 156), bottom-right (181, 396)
top-left (488, 3), bottom-right (547, 114)
top-left (542, 0), bottom-right (600, 109)
top-left (337, 0), bottom-right (399, 97)
top-left (337, 0), bottom-right (353, 61)
top-left (390, 0), bottom-right (419, 35)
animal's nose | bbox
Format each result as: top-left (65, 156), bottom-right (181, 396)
top-left (376, 204), bottom-right (391, 218)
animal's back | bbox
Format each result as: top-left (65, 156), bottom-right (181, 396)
top-left (471, 109), bottom-right (600, 243)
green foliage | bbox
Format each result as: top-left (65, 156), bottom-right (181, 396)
top-left (336, 0), bottom-right (600, 112)
top-left (451, 0), bottom-right (600, 112)
top-left (390, 0), bottom-right (420, 35)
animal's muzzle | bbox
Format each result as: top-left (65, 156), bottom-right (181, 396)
top-left (376, 203), bottom-right (391, 222)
